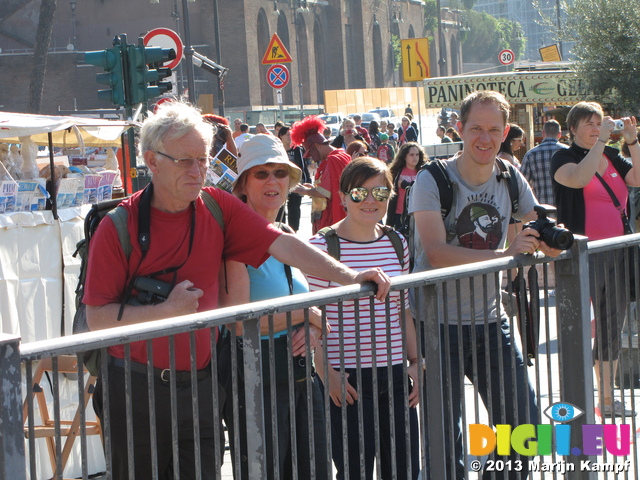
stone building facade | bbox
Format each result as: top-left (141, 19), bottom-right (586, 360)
top-left (0, 0), bottom-right (438, 115)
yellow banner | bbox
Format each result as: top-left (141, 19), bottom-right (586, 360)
top-left (423, 71), bottom-right (587, 108)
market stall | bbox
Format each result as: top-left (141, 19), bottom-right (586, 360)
top-left (0, 112), bottom-right (132, 479)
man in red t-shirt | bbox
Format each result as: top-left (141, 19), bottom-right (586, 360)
top-left (84, 102), bottom-right (391, 479)
top-left (291, 117), bottom-right (351, 233)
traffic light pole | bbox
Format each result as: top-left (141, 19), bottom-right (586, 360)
top-left (181, 0), bottom-right (196, 104)
top-left (212, 0), bottom-right (225, 117)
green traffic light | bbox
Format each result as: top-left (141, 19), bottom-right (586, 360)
top-left (84, 47), bottom-right (125, 106)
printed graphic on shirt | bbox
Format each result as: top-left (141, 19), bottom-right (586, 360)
top-left (457, 202), bottom-right (504, 250)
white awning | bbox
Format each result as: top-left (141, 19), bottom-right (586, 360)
top-left (0, 112), bottom-right (133, 147)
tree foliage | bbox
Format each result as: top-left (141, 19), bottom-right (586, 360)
top-left (562, 0), bottom-right (640, 113)
top-left (461, 11), bottom-right (525, 64)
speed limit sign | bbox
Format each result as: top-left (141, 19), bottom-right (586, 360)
top-left (499, 49), bottom-right (515, 65)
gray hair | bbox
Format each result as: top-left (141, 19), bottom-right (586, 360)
top-left (138, 101), bottom-right (214, 157)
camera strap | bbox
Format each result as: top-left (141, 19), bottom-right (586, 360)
top-left (595, 171), bottom-right (633, 234)
top-left (117, 184), bottom-right (197, 320)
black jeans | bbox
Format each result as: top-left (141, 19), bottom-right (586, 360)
top-left (440, 320), bottom-right (537, 480)
top-left (225, 338), bottom-right (329, 479)
top-left (93, 358), bottom-right (226, 480)
top-left (328, 364), bottom-right (420, 480)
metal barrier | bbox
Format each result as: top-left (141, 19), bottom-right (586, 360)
top-left (4, 234), bottom-right (640, 479)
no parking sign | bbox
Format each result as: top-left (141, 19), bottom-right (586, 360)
top-left (266, 64), bottom-right (290, 89)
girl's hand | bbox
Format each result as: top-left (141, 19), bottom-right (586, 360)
top-left (407, 362), bottom-right (421, 408)
top-left (327, 368), bottom-right (358, 407)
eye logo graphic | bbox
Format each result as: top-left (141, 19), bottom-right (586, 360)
top-left (543, 402), bottom-right (584, 423)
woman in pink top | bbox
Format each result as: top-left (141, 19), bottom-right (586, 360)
top-left (385, 142), bottom-right (426, 233)
top-left (551, 101), bottom-right (640, 419)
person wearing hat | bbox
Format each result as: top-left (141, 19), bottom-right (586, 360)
top-left (221, 133), bottom-right (330, 479)
top-left (291, 116), bottom-right (351, 233)
top-left (376, 132), bottom-right (395, 164)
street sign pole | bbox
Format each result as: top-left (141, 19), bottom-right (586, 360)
top-left (277, 90), bottom-right (284, 123)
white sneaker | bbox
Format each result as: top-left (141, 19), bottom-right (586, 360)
top-left (600, 400), bottom-right (636, 417)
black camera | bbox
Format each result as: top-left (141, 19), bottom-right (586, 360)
top-left (524, 205), bottom-right (574, 250)
top-left (127, 276), bottom-right (173, 306)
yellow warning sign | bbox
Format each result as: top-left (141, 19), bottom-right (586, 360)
top-left (401, 38), bottom-right (430, 83)
top-left (261, 33), bottom-right (293, 65)
top-left (539, 44), bottom-right (562, 63)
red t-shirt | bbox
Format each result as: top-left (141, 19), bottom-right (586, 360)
top-left (312, 149), bottom-right (351, 233)
top-left (84, 187), bottom-right (281, 369)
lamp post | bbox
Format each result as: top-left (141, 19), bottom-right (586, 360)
top-left (67, 1), bottom-right (77, 51)
top-left (436, 0), bottom-right (446, 77)
top-left (212, 0), bottom-right (225, 116)
top-left (273, 1), bottom-right (308, 119)
top-left (292, 1), bottom-right (308, 119)
top-left (150, 0), bottom-right (196, 104)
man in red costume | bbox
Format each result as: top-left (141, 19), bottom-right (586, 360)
top-left (291, 116), bottom-right (351, 233)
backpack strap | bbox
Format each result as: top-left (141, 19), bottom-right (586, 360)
top-left (317, 226), bottom-right (341, 260)
top-left (423, 159), bottom-right (453, 220)
top-left (379, 225), bottom-right (405, 269)
top-left (200, 190), bottom-right (225, 232)
top-left (495, 157), bottom-right (519, 215)
top-left (318, 225), bottom-right (404, 269)
top-left (422, 159), bottom-right (457, 241)
top-left (106, 206), bottom-right (132, 258)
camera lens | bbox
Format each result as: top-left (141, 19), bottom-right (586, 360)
top-left (545, 227), bottom-right (574, 250)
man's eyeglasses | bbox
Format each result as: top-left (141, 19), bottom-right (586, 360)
top-left (347, 186), bottom-right (391, 203)
top-left (154, 151), bottom-right (210, 169)
top-left (252, 169), bottom-right (289, 180)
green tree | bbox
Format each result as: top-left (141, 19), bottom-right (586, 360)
top-left (461, 11), bottom-right (524, 64)
top-left (562, 0), bottom-right (640, 113)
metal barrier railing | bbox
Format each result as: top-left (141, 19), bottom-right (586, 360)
top-left (3, 234), bottom-right (640, 479)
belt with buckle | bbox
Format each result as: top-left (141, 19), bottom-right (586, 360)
top-left (108, 356), bottom-right (210, 384)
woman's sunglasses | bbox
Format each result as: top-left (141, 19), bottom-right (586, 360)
top-left (252, 169), bottom-right (289, 180)
top-left (347, 186), bottom-right (391, 203)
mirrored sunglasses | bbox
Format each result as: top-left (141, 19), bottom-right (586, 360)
top-left (347, 186), bottom-right (391, 203)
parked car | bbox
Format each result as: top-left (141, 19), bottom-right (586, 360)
top-left (318, 113), bottom-right (346, 137)
top-left (369, 108), bottom-right (399, 127)
top-left (350, 112), bottom-right (382, 130)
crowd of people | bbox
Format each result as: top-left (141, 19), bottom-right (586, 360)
top-left (81, 93), bottom-right (640, 479)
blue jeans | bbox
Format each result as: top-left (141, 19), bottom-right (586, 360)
top-left (328, 364), bottom-right (420, 480)
top-left (441, 319), bottom-right (537, 480)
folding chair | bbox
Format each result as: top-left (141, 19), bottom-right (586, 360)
top-left (22, 355), bottom-right (102, 479)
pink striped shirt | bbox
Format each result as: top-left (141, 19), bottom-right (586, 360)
top-left (308, 232), bottom-right (410, 369)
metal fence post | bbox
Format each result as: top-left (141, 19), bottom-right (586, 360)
top-left (241, 318), bottom-right (266, 478)
top-left (0, 333), bottom-right (26, 480)
top-left (420, 283), bottom-right (446, 478)
top-left (555, 236), bottom-right (597, 479)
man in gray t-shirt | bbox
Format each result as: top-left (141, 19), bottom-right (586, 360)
top-left (409, 91), bottom-right (561, 479)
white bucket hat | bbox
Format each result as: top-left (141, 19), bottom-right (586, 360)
top-left (233, 135), bottom-right (302, 193)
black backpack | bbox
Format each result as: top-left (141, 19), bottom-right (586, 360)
top-left (72, 189), bottom-right (224, 376)
top-left (421, 157), bottom-right (519, 240)
top-left (317, 225), bottom-right (405, 269)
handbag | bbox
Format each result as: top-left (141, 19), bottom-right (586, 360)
top-left (595, 172), bottom-right (639, 301)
